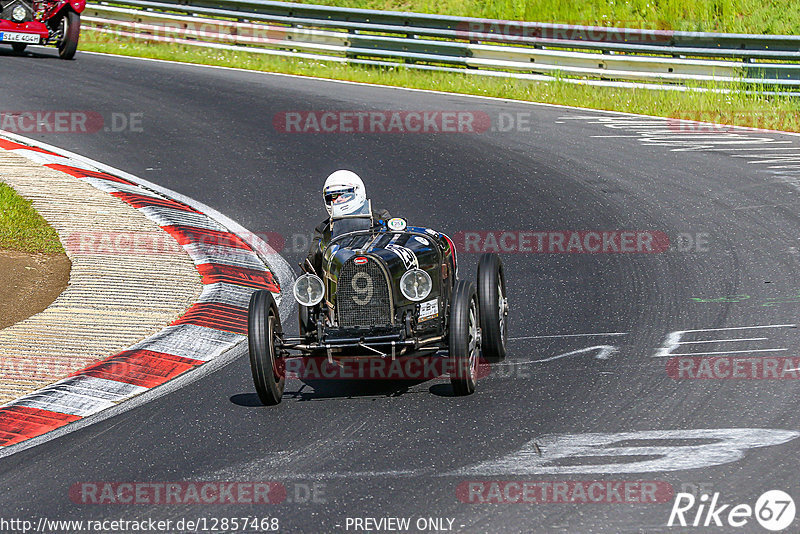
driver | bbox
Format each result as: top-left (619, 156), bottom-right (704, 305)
top-left (305, 170), bottom-right (390, 275)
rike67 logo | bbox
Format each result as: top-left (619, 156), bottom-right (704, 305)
top-left (668, 490), bottom-right (796, 531)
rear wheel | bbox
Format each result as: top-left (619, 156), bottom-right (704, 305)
top-left (449, 280), bottom-right (480, 396)
top-left (11, 43), bottom-right (26, 54)
top-left (477, 253), bottom-right (508, 362)
top-left (57, 10), bottom-right (80, 60)
top-left (248, 290), bottom-right (284, 405)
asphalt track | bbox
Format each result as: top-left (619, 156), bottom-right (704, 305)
top-left (1, 46), bottom-right (800, 533)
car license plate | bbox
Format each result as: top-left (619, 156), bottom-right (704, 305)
top-left (419, 298), bottom-right (439, 322)
top-left (0, 32), bottom-right (39, 44)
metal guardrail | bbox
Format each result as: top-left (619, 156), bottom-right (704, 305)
top-left (82, 0), bottom-right (800, 89)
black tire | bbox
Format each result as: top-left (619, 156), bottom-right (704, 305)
top-left (11, 43), bottom-right (26, 54)
top-left (449, 280), bottom-right (480, 396)
top-left (248, 290), bottom-right (284, 405)
top-left (477, 253), bottom-right (508, 362)
top-left (57, 10), bottom-right (80, 60)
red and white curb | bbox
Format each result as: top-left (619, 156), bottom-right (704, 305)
top-left (0, 133), bottom-right (294, 454)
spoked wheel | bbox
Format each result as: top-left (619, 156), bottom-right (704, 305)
top-left (449, 280), bottom-right (480, 396)
top-left (248, 290), bottom-right (285, 405)
top-left (477, 253), bottom-right (508, 362)
top-left (57, 10), bottom-right (80, 60)
top-left (11, 43), bottom-right (26, 54)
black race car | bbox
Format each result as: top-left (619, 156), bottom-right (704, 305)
top-left (247, 209), bottom-right (508, 405)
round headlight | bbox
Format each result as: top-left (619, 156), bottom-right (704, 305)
top-left (293, 273), bottom-right (324, 307)
top-left (400, 269), bottom-right (432, 302)
top-left (11, 5), bottom-right (26, 21)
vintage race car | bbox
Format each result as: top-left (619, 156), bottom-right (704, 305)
top-left (1, 0), bottom-right (83, 59)
top-left (247, 209), bottom-right (509, 405)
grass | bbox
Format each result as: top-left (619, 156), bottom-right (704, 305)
top-left (80, 34), bottom-right (800, 133)
top-left (0, 182), bottom-right (64, 253)
top-left (282, 0), bottom-right (800, 34)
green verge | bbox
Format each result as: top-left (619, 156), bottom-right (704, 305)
top-left (81, 35), bottom-right (800, 133)
top-left (283, 0), bottom-right (800, 35)
top-left (0, 182), bottom-right (64, 253)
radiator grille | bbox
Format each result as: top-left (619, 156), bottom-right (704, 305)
top-left (337, 257), bottom-right (392, 327)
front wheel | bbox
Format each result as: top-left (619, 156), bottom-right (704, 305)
top-left (57, 10), bottom-right (80, 60)
top-left (477, 253), bottom-right (508, 362)
top-left (11, 43), bottom-right (26, 54)
top-left (248, 290), bottom-right (285, 405)
top-left (449, 280), bottom-right (480, 396)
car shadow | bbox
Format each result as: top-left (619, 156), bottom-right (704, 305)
top-left (231, 351), bottom-right (483, 405)
top-left (230, 378), bottom-right (435, 407)
top-left (286, 378), bottom-right (430, 401)
top-left (0, 46), bottom-right (59, 59)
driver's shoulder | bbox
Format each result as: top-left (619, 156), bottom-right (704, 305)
top-left (314, 218), bottom-right (330, 234)
top-left (372, 208), bottom-right (391, 222)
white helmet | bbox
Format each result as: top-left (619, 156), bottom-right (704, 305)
top-left (323, 170), bottom-right (366, 216)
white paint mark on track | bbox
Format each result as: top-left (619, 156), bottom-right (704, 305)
top-left (509, 332), bottom-right (627, 341)
top-left (653, 324), bottom-right (795, 358)
top-left (453, 428), bottom-right (800, 475)
top-left (522, 345), bottom-right (618, 364)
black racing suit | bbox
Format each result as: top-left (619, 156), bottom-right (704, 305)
top-left (305, 208), bottom-right (391, 275)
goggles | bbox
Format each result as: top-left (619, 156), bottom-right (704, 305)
top-left (324, 187), bottom-right (356, 206)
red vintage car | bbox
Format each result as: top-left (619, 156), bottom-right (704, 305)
top-left (1, 0), bottom-right (84, 59)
